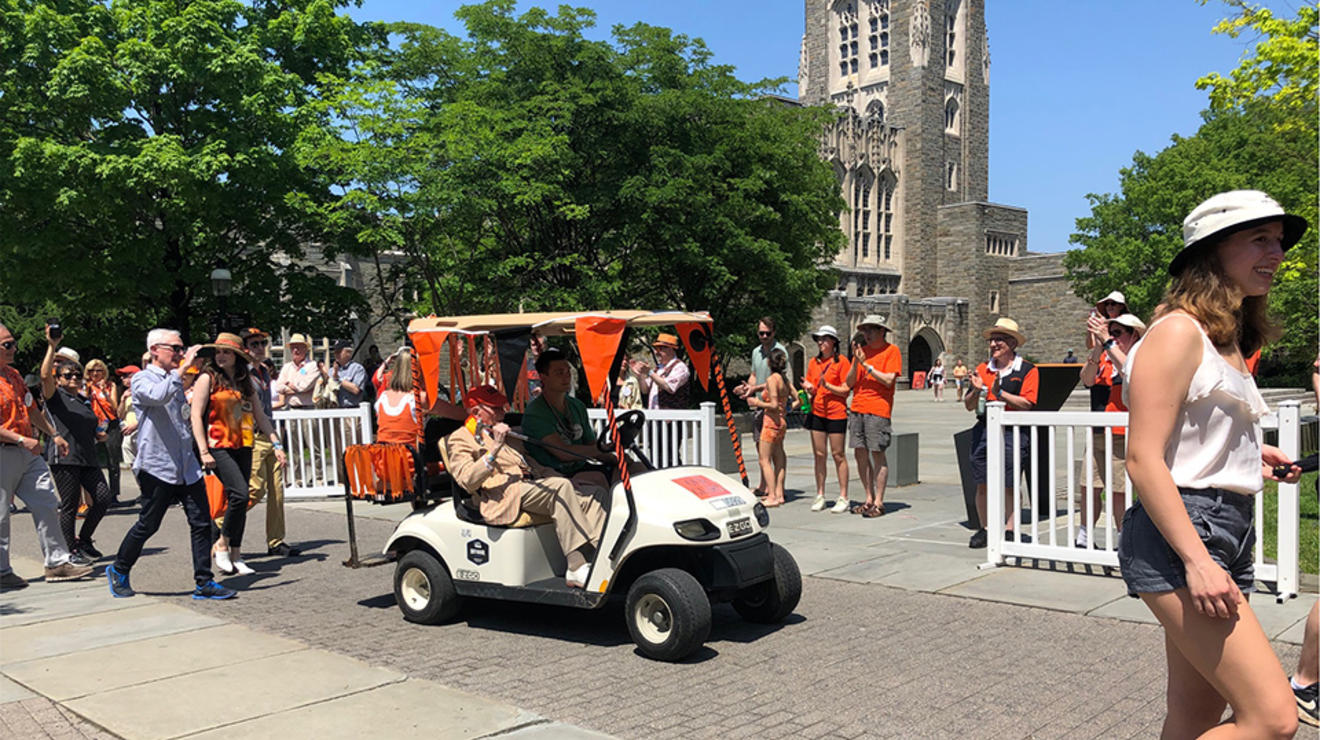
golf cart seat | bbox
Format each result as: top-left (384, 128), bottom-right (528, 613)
top-left (437, 434), bottom-right (553, 529)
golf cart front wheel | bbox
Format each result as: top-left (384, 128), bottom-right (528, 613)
top-left (394, 550), bottom-right (462, 625)
top-left (732, 543), bottom-right (801, 624)
top-left (625, 568), bottom-right (711, 661)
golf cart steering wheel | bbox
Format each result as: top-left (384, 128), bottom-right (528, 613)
top-left (598, 410), bottom-right (645, 454)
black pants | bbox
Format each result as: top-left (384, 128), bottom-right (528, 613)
top-left (51, 464), bottom-right (112, 549)
top-left (213, 447), bottom-right (254, 549)
top-left (113, 471), bottom-right (213, 586)
top-left (98, 422), bottom-right (123, 500)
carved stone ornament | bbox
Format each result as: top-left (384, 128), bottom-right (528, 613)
top-left (982, 30), bottom-right (990, 84)
top-left (910, 0), bottom-right (931, 68)
top-left (798, 34), bottom-right (809, 95)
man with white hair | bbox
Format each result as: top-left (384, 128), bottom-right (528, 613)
top-left (0, 322), bottom-right (95, 589)
top-left (106, 329), bottom-right (235, 600)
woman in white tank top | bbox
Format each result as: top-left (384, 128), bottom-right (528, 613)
top-left (1120, 191), bottom-right (1305, 737)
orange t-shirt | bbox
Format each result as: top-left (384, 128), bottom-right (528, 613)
top-left (206, 386), bottom-right (254, 449)
top-left (0, 365), bottom-right (36, 438)
top-left (850, 343), bottom-right (902, 417)
top-left (976, 356), bottom-right (1040, 406)
top-left (805, 355), bottom-right (851, 420)
top-left (375, 390), bottom-right (421, 445)
top-left (1105, 379), bottom-right (1128, 436)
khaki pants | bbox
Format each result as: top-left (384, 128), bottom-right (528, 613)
top-left (517, 477), bottom-right (606, 558)
top-left (215, 434), bottom-right (286, 549)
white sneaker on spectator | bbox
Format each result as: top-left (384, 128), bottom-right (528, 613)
top-left (810, 495), bottom-right (827, 512)
top-left (830, 498), bottom-right (850, 514)
top-left (232, 559), bottom-right (255, 576)
top-left (214, 549), bottom-right (237, 575)
top-left (1074, 525), bottom-right (1089, 548)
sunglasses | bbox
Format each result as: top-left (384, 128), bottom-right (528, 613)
top-left (154, 344), bottom-right (186, 353)
top-left (1108, 325), bottom-right (1131, 336)
top-left (59, 371), bottom-right (83, 379)
top-left (987, 334), bottom-right (1012, 344)
top-left (757, 331), bottom-right (772, 337)
top-left (0, 340), bottom-right (14, 350)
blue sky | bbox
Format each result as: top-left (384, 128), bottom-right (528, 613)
top-left (346, 0), bottom-right (1285, 253)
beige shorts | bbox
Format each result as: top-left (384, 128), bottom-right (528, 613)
top-left (1090, 432), bottom-right (1127, 492)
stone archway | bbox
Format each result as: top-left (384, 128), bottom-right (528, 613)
top-left (908, 326), bottom-right (945, 375)
top-left (788, 342), bottom-right (806, 384)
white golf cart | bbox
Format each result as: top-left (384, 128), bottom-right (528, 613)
top-left (375, 311), bottom-right (801, 661)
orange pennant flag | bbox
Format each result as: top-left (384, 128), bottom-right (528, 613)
top-left (676, 322), bottom-right (713, 391)
top-left (409, 330), bottom-right (449, 407)
top-left (575, 316), bottom-right (627, 404)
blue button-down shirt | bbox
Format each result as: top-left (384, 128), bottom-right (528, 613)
top-left (131, 365), bottom-right (203, 485)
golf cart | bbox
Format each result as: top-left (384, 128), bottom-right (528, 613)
top-left (374, 310), bottom-right (801, 661)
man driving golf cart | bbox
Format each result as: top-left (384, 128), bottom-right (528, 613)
top-left (444, 384), bottom-right (606, 589)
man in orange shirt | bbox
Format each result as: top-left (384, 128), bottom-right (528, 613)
top-left (964, 317), bottom-right (1039, 549)
top-left (844, 315), bottom-right (902, 517)
top-left (0, 322), bottom-right (96, 588)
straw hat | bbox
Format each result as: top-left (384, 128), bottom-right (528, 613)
top-left (54, 347), bottom-right (82, 368)
top-left (1172, 190), bottom-right (1308, 276)
top-left (982, 317), bottom-right (1027, 346)
top-left (857, 315), bottom-right (892, 333)
top-left (286, 333), bottom-right (311, 348)
top-left (810, 325), bottom-right (840, 342)
top-left (652, 333), bottom-right (680, 349)
top-left (197, 332), bottom-right (254, 364)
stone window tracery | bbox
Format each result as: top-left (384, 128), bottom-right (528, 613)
top-left (944, 98), bottom-right (959, 133)
top-left (946, 161), bottom-right (958, 191)
top-left (878, 173), bottom-right (895, 261)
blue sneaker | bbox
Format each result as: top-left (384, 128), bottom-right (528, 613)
top-left (106, 565), bottom-right (134, 598)
top-left (192, 581), bottom-right (237, 600)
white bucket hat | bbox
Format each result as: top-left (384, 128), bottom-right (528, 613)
top-left (1107, 313), bottom-right (1147, 337)
top-left (1095, 291), bottom-right (1127, 311)
top-left (857, 315), bottom-right (892, 333)
top-left (1172, 190), bottom-right (1308, 276)
top-left (810, 325), bottom-right (840, 342)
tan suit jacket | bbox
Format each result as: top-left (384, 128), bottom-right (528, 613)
top-left (445, 423), bottom-right (559, 526)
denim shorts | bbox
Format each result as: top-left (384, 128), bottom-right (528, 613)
top-left (969, 421), bottom-right (1031, 488)
top-left (1118, 487), bottom-right (1256, 598)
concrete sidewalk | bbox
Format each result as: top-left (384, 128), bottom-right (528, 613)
top-left (0, 554), bottom-right (615, 739)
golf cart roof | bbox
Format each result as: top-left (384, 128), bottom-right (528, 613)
top-left (407, 310), bottom-right (712, 336)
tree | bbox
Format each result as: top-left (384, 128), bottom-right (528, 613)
top-left (301, 1), bottom-right (844, 359)
top-left (0, 0), bottom-right (383, 365)
top-left (1195, 0), bottom-right (1318, 120)
top-left (1064, 104), bottom-right (1317, 383)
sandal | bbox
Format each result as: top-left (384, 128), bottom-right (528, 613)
top-left (862, 504), bottom-right (885, 518)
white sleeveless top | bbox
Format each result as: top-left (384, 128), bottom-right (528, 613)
top-left (1122, 313), bottom-right (1269, 495)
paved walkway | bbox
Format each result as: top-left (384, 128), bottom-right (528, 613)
top-left (2, 390), bottom-right (1314, 738)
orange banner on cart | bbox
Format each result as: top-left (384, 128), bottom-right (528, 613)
top-left (673, 474), bottom-right (729, 500)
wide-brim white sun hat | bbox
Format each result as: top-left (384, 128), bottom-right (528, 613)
top-left (811, 325), bottom-right (840, 342)
top-left (1171, 190), bottom-right (1308, 276)
top-left (857, 315), bottom-right (892, 333)
top-left (1108, 313), bottom-right (1147, 337)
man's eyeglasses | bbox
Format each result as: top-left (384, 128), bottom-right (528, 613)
top-left (987, 334), bottom-right (1012, 344)
top-left (153, 344), bottom-right (186, 353)
top-left (757, 331), bottom-right (772, 337)
top-left (0, 340), bottom-right (14, 350)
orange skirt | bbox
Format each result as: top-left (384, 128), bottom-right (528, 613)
top-left (760, 412), bottom-right (786, 444)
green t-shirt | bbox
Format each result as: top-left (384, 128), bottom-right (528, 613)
top-left (521, 395), bottom-right (597, 474)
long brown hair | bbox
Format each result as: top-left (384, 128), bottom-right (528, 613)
top-left (1158, 243), bottom-right (1278, 356)
top-left (201, 355), bottom-right (255, 402)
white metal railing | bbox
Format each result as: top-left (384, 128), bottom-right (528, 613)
top-left (586, 402), bottom-right (718, 469)
top-left (982, 400), bottom-right (1302, 602)
top-left (273, 403), bottom-right (374, 498)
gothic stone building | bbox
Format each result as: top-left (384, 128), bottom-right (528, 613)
top-left (788, 0), bottom-right (1088, 382)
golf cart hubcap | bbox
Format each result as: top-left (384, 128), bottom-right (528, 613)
top-left (634, 594), bottom-right (672, 643)
top-left (401, 568), bottom-right (431, 610)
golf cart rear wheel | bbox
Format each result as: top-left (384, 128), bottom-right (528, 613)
top-left (394, 550), bottom-right (462, 624)
top-left (625, 568), bottom-right (711, 662)
top-left (732, 543), bottom-right (801, 624)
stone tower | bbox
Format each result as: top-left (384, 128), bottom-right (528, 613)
top-left (791, 0), bottom-right (1085, 381)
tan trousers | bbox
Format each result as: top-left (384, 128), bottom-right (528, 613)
top-left (246, 433), bottom-right (286, 548)
top-left (516, 477), bottom-right (606, 558)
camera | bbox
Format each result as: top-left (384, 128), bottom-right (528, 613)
top-left (47, 318), bottom-right (62, 340)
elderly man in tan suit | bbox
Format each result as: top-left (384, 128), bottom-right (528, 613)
top-left (445, 385), bottom-right (606, 588)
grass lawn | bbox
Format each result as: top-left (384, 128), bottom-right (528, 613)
top-left (1262, 471), bottom-right (1318, 575)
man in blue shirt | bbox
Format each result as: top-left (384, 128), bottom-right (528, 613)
top-left (106, 329), bottom-right (235, 600)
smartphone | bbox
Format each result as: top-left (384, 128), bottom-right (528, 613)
top-left (47, 318), bottom-right (62, 340)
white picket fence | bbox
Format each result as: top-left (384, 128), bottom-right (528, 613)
top-left (982, 400), bottom-right (1303, 602)
top-left (273, 403), bottom-right (374, 499)
top-left (587, 402), bottom-right (719, 469)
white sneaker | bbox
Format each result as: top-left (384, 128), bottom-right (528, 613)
top-left (565, 563), bottom-right (589, 589)
top-left (830, 498), bottom-right (850, 514)
top-left (213, 549), bottom-right (236, 575)
top-left (1074, 525), bottom-right (1089, 548)
top-left (232, 559), bottom-right (255, 576)
top-left (810, 495), bottom-right (827, 512)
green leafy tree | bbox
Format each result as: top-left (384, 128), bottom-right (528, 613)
top-left (1195, 0), bottom-right (1318, 120)
top-left (0, 0), bottom-right (382, 365)
top-left (301, 1), bottom-right (844, 359)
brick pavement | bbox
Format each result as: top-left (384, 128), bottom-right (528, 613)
top-left (5, 498), bottom-right (1300, 739)
top-left (0, 696), bottom-right (117, 739)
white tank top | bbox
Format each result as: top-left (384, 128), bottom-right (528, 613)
top-left (1123, 313), bottom-right (1269, 495)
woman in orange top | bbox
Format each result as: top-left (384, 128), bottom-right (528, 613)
top-left (84, 359), bottom-right (124, 503)
top-left (746, 348), bottom-right (789, 507)
top-left (190, 333), bottom-right (285, 577)
top-left (374, 350), bottom-right (427, 445)
top-left (801, 325), bottom-right (852, 513)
